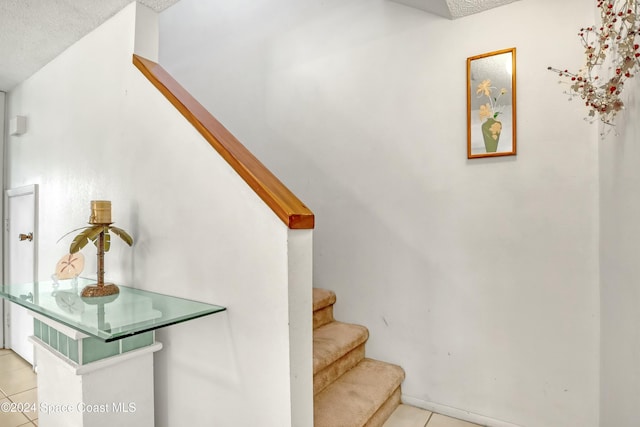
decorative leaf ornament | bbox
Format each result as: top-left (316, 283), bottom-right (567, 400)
top-left (109, 226), bottom-right (133, 246)
top-left (61, 225), bottom-right (133, 254)
top-left (548, 0), bottom-right (640, 127)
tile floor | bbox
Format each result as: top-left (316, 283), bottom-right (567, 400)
top-left (0, 349), bottom-right (38, 427)
top-left (383, 404), bottom-right (483, 427)
top-left (0, 348), bottom-right (479, 427)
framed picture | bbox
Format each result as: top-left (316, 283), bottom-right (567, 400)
top-left (467, 47), bottom-right (517, 159)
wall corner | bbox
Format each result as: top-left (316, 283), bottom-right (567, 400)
top-left (287, 228), bottom-right (313, 426)
top-left (134, 3), bottom-right (159, 62)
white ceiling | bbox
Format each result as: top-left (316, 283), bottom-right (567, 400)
top-left (0, 0), bottom-right (519, 93)
top-left (0, 0), bottom-right (179, 92)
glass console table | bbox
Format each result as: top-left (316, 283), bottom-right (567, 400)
top-left (0, 277), bottom-right (226, 342)
top-left (0, 278), bottom-right (226, 427)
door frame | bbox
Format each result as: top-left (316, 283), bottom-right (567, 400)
top-left (0, 91), bottom-right (5, 348)
top-left (3, 184), bottom-right (39, 348)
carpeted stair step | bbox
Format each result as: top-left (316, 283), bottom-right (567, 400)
top-left (314, 358), bottom-right (406, 427)
top-left (313, 288), bottom-right (337, 329)
top-left (314, 321), bottom-right (369, 395)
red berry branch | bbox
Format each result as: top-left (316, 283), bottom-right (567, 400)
top-left (548, 0), bottom-right (640, 126)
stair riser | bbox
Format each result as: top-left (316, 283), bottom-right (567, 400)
top-left (314, 358), bottom-right (405, 427)
top-left (313, 305), bottom-right (334, 329)
top-left (365, 386), bottom-right (402, 427)
top-left (314, 344), bottom-right (365, 395)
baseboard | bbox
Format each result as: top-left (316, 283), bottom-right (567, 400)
top-left (401, 395), bottom-right (524, 427)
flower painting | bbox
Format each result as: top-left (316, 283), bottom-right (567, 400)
top-left (467, 48), bottom-right (517, 158)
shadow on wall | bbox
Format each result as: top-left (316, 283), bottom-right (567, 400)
top-left (154, 312), bottom-right (242, 423)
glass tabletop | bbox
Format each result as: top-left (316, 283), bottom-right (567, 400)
top-left (0, 277), bottom-right (226, 342)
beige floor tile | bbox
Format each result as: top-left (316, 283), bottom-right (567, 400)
top-left (0, 397), bottom-right (33, 427)
top-left (9, 388), bottom-right (38, 421)
top-left (427, 413), bottom-right (483, 427)
top-left (0, 349), bottom-right (13, 356)
top-left (0, 354), bottom-right (31, 375)
top-left (384, 404), bottom-right (432, 427)
top-left (0, 366), bottom-right (37, 396)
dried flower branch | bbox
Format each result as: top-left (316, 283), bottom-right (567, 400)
top-left (548, 0), bottom-right (640, 126)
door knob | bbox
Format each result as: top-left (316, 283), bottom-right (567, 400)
top-left (18, 232), bottom-right (33, 242)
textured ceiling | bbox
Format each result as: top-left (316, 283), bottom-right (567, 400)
top-left (391, 0), bottom-right (520, 19)
top-left (0, 0), bottom-right (179, 92)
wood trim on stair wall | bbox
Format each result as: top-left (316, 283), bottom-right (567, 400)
top-left (132, 54), bottom-right (315, 230)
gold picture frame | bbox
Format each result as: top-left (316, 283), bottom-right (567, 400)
top-left (467, 48), bottom-right (517, 159)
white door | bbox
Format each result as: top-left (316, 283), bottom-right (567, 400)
top-left (4, 185), bottom-right (38, 364)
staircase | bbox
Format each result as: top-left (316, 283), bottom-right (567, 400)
top-left (313, 288), bottom-right (405, 426)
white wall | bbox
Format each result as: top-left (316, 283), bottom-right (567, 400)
top-left (6, 3), bottom-right (312, 426)
top-left (159, 0), bottom-right (600, 426)
top-left (599, 57), bottom-right (640, 427)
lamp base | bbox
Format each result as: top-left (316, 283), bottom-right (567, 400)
top-left (81, 283), bottom-right (119, 298)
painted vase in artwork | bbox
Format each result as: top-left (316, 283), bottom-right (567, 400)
top-left (481, 118), bottom-right (502, 153)
top-left (476, 78), bottom-right (507, 154)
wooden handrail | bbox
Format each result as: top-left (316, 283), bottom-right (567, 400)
top-left (133, 54), bottom-right (314, 229)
